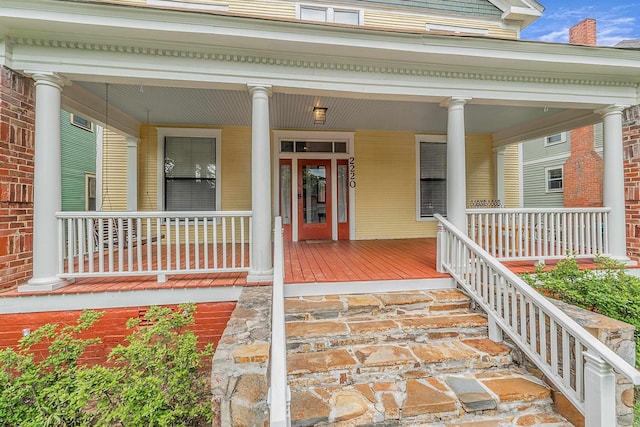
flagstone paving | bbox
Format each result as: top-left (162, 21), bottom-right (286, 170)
top-left (285, 289), bottom-right (574, 426)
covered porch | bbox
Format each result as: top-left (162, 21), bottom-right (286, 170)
top-left (1, 0), bottom-right (638, 293)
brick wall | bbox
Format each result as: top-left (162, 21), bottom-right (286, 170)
top-left (623, 105), bottom-right (640, 261)
top-left (0, 302), bottom-right (236, 365)
top-left (0, 67), bottom-right (35, 291)
top-left (563, 19), bottom-right (603, 208)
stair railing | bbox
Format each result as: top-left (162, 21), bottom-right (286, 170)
top-left (435, 214), bottom-right (640, 426)
top-left (268, 216), bottom-right (290, 426)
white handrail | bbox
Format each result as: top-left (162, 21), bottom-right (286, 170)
top-left (57, 211), bottom-right (252, 278)
top-left (269, 216), bottom-right (290, 426)
top-left (436, 214), bottom-right (640, 420)
top-left (467, 208), bottom-right (610, 261)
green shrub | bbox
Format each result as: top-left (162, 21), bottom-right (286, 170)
top-left (521, 255), bottom-right (640, 367)
top-left (0, 304), bottom-right (213, 427)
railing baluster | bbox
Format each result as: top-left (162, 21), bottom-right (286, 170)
top-left (98, 219), bottom-right (105, 273)
top-left (87, 217), bottom-right (95, 273)
top-left (58, 218), bottom-right (65, 274)
top-left (539, 310), bottom-right (547, 366)
top-left (562, 329), bottom-right (571, 388)
top-left (222, 217), bottom-right (227, 269)
top-left (136, 218), bottom-right (143, 272)
top-left (175, 218), bottom-right (181, 271)
top-left (77, 217), bottom-right (85, 274)
top-left (185, 217), bottom-right (190, 270)
top-left (156, 217), bottom-right (163, 272)
top-left (241, 216), bottom-right (246, 268)
top-left (213, 218), bottom-right (218, 269)
top-left (127, 218), bottom-right (133, 272)
top-left (195, 217), bottom-right (200, 271)
top-left (204, 217), bottom-right (209, 269)
top-left (231, 217), bottom-right (237, 268)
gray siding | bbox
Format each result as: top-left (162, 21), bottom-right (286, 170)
top-left (61, 110), bottom-right (97, 211)
top-left (522, 159), bottom-right (566, 208)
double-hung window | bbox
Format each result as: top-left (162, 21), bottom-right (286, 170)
top-left (298, 4), bottom-right (361, 25)
top-left (418, 140), bottom-right (447, 218)
top-left (546, 166), bottom-right (563, 192)
top-left (164, 136), bottom-right (217, 211)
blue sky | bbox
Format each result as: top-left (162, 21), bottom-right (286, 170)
top-left (521, 0), bottom-right (640, 46)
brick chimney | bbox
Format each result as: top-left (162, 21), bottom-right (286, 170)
top-left (563, 18), bottom-right (602, 207)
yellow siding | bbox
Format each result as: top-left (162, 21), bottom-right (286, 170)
top-left (93, 0), bottom-right (517, 38)
top-left (101, 129), bottom-right (128, 211)
top-left (466, 134), bottom-right (495, 202)
top-left (503, 144), bottom-right (520, 208)
top-left (220, 127), bottom-right (252, 210)
top-left (354, 131), bottom-right (496, 239)
top-left (364, 11), bottom-right (518, 39)
top-left (138, 124), bottom-right (159, 211)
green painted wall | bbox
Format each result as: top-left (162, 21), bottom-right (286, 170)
top-left (61, 110), bottom-right (97, 211)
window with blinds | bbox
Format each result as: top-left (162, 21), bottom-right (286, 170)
top-left (419, 141), bottom-right (447, 218)
top-left (164, 137), bottom-right (216, 211)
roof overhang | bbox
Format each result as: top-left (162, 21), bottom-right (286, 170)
top-left (488, 0), bottom-right (544, 29)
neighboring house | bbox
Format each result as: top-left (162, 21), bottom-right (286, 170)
top-left (2, 2), bottom-right (640, 425)
top-left (521, 126), bottom-right (603, 208)
top-left (60, 110), bottom-right (98, 211)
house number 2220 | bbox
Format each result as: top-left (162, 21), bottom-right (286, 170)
top-left (348, 157), bottom-right (356, 188)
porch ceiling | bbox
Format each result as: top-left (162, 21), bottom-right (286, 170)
top-left (75, 81), bottom-right (564, 137)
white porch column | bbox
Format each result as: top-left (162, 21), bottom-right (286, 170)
top-left (495, 146), bottom-right (505, 206)
top-left (598, 105), bottom-right (629, 262)
top-left (20, 73), bottom-right (72, 292)
top-left (444, 97), bottom-right (468, 232)
top-left (248, 84), bottom-right (273, 281)
top-left (126, 137), bottom-right (138, 211)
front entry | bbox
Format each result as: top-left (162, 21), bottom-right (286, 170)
top-left (298, 159), bottom-right (332, 240)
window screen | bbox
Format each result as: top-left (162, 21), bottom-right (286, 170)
top-left (164, 137), bottom-right (216, 211)
top-left (419, 142), bottom-right (447, 217)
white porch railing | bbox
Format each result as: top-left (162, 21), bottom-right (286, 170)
top-left (57, 211), bottom-right (252, 279)
top-left (436, 214), bottom-right (640, 425)
top-left (467, 208), bottom-right (610, 261)
top-left (268, 216), bottom-right (291, 426)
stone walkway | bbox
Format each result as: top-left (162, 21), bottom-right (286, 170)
top-left (285, 290), bottom-right (574, 426)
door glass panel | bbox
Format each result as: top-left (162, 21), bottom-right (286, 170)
top-left (302, 165), bottom-right (327, 224)
top-left (338, 164), bottom-right (347, 223)
top-left (280, 164), bottom-right (291, 224)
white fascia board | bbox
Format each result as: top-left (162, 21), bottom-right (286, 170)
top-left (488, 0), bottom-right (543, 29)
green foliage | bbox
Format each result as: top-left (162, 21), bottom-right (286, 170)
top-left (0, 304), bottom-right (213, 427)
top-left (521, 255), bottom-right (640, 366)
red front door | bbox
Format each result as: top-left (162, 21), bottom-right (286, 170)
top-left (298, 159), bottom-right (332, 240)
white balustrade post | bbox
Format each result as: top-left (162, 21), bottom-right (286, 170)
top-left (126, 137), bottom-right (139, 211)
top-left (247, 84), bottom-right (273, 282)
top-left (436, 222), bottom-right (445, 273)
top-left (444, 98), bottom-right (469, 232)
top-left (20, 73), bottom-right (73, 292)
top-left (598, 105), bottom-right (630, 263)
top-left (583, 352), bottom-right (617, 427)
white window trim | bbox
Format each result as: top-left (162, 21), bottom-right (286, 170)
top-left (272, 130), bottom-right (355, 241)
top-left (544, 132), bottom-right (567, 147)
top-left (545, 165), bottom-right (563, 193)
top-left (296, 3), bottom-right (363, 25)
top-left (415, 134), bottom-right (447, 222)
top-left (85, 173), bottom-right (96, 211)
top-left (70, 113), bottom-right (94, 132)
top-left (156, 128), bottom-right (222, 211)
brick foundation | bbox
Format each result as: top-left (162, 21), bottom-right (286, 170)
top-left (0, 67), bottom-right (35, 291)
top-left (0, 301), bottom-right (236, 365)
top-left (624, 105), bottom-right (640, 261)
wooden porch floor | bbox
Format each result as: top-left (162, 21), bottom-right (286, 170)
top-left (0, 238), bottom-right (595, 297)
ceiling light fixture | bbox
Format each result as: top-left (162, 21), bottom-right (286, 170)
top-left (313, 107), bottom-right (327, 125)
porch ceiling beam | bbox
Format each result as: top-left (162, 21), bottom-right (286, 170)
top-left (62, 83), bottom-right (141, 138)
top-left (6, 42), bottom-right (638, 110)
top-left (492, 109), bottom-right (603, 147)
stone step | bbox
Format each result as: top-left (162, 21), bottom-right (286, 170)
top-left (287, 338), bottom-right (514, 389)
top-left (286, 310), bottom-right (489, 353)
top-left (285, 289), bottom-right (471, 321)
top-left (289, 370), bottom-right (569, 426)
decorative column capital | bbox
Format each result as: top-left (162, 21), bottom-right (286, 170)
top-left (595, 104), bottom-right (627, 118)
top-left (441, 97), bottom-right (470, 110)
top-left (25, 71), bottom-right (65, 90)
top-left (247, 84), bottom-right (272, 97)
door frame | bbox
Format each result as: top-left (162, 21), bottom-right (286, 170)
top-left (272, 130), bottom-right (356, 242)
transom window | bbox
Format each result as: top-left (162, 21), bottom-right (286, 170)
top-left (281, 140), bottom-right (348, 153)
top-left (418, 141), bottom-right (447, 218)
top-left (298, 4), bottom-right (361, 25)
top-left (545, 132), bottom-right (566, 146)
top-left (70, 114), bottom-right (94, 132)
top-left (546, 166), bottom-right (563, 192)
top-left (164, 136), bottom-right (217, 211)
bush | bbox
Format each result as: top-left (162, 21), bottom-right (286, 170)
top-left (0, 304), bottom-right (213, 426)
top-left (521, 255), bottom-right (640, 367)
